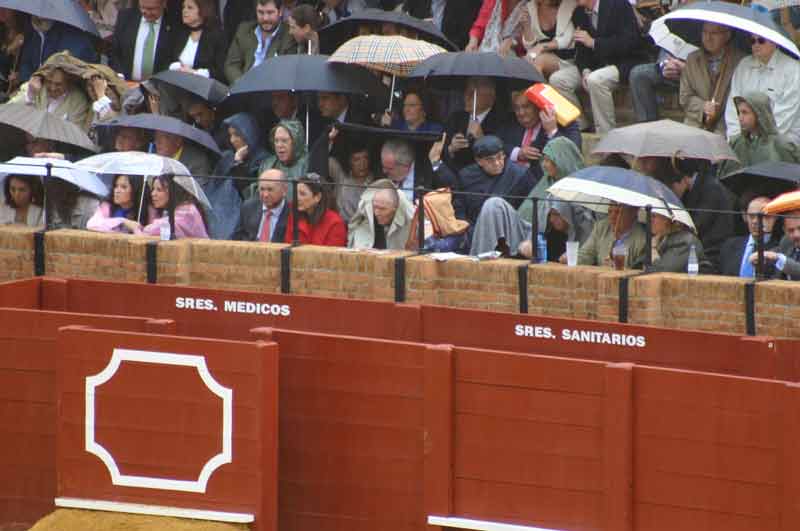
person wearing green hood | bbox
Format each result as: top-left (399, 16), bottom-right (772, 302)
top-left (250, 119), bottom-right (308, 200)
top-left (470, 136), bottom-right (594, 258)
top-left (718, 91), bottom-right (800, 178)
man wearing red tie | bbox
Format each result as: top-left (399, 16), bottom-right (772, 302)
top-left (497, 90), bottom-right (582, 182)
top-left (232, 169), bottom-right (292, 242)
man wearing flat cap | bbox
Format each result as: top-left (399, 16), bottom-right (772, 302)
top-left (429, 134), bottom-right (536, 235)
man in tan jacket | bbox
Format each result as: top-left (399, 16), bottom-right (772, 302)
top-left (679, 22), bottom-right (745, 135)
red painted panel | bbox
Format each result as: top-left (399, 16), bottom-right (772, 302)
top-left (424, 305), bottom-right (790, 380)
top-left (51, 278), bottom-right (422, 342)
top-left (56, 326), bottom-right (279, 531)
top-left (635, 503), bottom-right (775, 531)
top-left (0, 278), bottom-right (40, 309)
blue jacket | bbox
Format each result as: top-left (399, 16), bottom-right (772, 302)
top-left (19, 22), bottom-right (98, 82)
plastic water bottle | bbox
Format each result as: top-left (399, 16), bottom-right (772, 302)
top-left (687, 244), bottom-right (699, 276)
top-left (160, 224), bottom-right (171, 241)
top-left (536, 233), bottom-right (548, 264)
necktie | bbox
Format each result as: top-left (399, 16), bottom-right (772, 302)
top-left (259, 210), bottom-right (272, 242)
top-left (739, 239), bottom-right (754, 278)
top-left (141, 22), bottom-right (156, 79)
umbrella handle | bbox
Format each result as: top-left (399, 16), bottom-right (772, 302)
top-left (137, 176), bottom-right (149, 224)
top-left (388, 74), bottom-right (396, 114)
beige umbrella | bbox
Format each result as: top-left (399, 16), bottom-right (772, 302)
top-left (592, 119), bottom-right (738, 163)
top-left (328, 35), bottom-right (446, 112)
top-left (0, 103), bottom-right (98, 152)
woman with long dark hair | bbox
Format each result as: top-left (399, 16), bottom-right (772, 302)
top-left (87, 174), bottom-right (144, 233)
top-left (45, 178), bottom-right (100, 229)
top-left (134, 174), bottom-right (209, 239)
top-left (285, 173), bottom-right (346, 246)
top-left (0, 174), bottom-right (44, 226)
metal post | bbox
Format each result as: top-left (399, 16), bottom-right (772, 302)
top-left (44, 163), bottom-right (51, 229)
top-left (530, 197), bottom-right (539, 263)
top-left (417, 186), bottom-right (426, 252)
top-left (644, 205), bottom-right (652, 268)
top-left (291, 178), bottom-right (300, 245)
top-left (167, 175), bottom-right (176, 240)
top-left (756, 213), bottom-right (765, 280)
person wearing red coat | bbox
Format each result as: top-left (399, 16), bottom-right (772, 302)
top-left (284, 173), bottom-right (347, 246)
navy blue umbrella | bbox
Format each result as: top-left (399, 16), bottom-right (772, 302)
top-left (96, 114), bottom-right (221, 156)
top-left (407, 51), bottom-right (545, 90)
top-left (0, 0), bottom-right (99, 36)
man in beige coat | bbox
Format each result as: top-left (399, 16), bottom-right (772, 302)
top-left (679, 22), bottom-right (745, 135)
top-left (348, 179), bottom-right (414, 251)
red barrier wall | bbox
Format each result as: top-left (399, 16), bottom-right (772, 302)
top-left (0, 278), bottom-right (39, 309)
top-left (56, 326), bottom-right (279, 530)
top-left (0, 309), bottom-right (176, 528)
top-left (250, 328), bottom-right (442, 531)
top-left (38, 278), bottom-right (422, 342)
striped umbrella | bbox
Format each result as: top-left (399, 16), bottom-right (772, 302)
top-left (328, 35), bottom-right (446, 111)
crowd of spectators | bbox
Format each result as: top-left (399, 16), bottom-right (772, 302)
top-left (2, 0), bottom-right (800, 281)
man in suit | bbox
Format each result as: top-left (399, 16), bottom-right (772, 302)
top-left (549, 0), bottom-right (646, 134)
top-left (232, 168), bottom-right (291, 242)
top-left (224, 0), bottom-right (298, 84)
top-left (111, 0), bottom-right (175, 81)
top-left (498, 90), bottom-right (582, 182)
top-left (443, 76), bottom-right (513, 176)
top-left (17, 18), bottom-right (98, 83)
top-left (753, 208), bottom-right (800, 280)
top-left (720, 196), bottom-right (780, 277)
top-left (154, 130), bottom-right (213, 178)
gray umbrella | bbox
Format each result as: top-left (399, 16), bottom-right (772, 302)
top-left (592, 119), bottom-right (738, 163)
top-left (0, 0), bottom-right (99, 36)
top-left (96, 113), bottom-right (221, 156)
top-left (0, 103), bottom-right (98, 152)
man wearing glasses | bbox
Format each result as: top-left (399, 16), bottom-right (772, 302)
top-left (724, 32), bottom-right (800, 144)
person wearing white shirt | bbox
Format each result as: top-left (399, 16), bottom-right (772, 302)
top-left (725, 34), bottom-right (800, 145)
top-left (381, 139), bottom-right (417, 202)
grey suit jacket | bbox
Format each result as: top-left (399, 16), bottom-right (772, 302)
top-left (776, 237), bottom-right (800, 280)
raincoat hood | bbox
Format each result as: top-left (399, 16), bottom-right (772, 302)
top-left (222, 112), bottom-right (263, 150)
top-left (541, 136), bottom-right (585, 178)
top-left (270, 119), bottom-right (307, 164)
top-left (734, 91), bottom-right (778, 137)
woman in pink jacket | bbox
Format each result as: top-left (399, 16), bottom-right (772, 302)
top-left (136, 175), bottom-right (209, 239)
top-left (86, 174), bottom-right (143, 233)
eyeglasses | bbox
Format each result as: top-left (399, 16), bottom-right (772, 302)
top-left (751, 36), bottom-right (767, 45)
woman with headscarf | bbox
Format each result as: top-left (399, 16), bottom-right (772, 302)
top-left (469, 136), bottom-right (587, 257)
top-left (86, 174), bottom-right (143, 233)
top-left (256, 119), bottom-right (308, 197)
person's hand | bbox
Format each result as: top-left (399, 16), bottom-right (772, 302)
top-left (498, 38), bottom-right (514, 57)
top-left (380, 110), bottom-right (392, 127)
top-left (29, 75), bottom-right (43, 96)
top-left (121, 219), bottom-right (142, 233)
top-left (703, 100), bottom-right (719, 120)
top-left (328, 125), bottom-right (339, 144)
top-left (749, 250), bottom-right (779, 264)
top-left (581, 69), bottom-right (591, 92)
top-left (661, 58), bottom-right (685, 80)
top-left (234, 145), bottom-right (249, 163)
top-left (429, 132), bottom-right (446, 164)
top-left (147, 93), bottom-right (160, 114)
top-left (90, 76), bottom-right (108, 101)
top-left (448, 132), bottom-right (469, 155)
top-left (466, 119), bottom-right (483, 139)
top-left (540, 106), bottom-right (558, 136)
top-left (558, 252), bottom-right (567, 264)
top-left (518, 239), bottom-right (532, 258)
top-left (530, 42), bottom-right (547, 56)
top-left (574, 29), bottom-right (595, 49)
top-left (465, 36), bottom-right (480, 52)
top-left (520, 145), bottom-right (541, 161)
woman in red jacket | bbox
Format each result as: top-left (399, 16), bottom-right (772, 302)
top-left (285, 173), bottom-right (347, 246)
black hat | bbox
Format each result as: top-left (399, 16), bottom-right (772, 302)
top-left (472, 135), bottom-right (504, 158)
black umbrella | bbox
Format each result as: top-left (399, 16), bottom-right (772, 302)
top-left (721, 161), bottom-right (800, 198)
top-left (96, 113), bottom-right (221, 155)
top-left (407, 51), bottom-right (545, 90)
top-left (227, 54), bottom-right (388, 98)
top-left (318, 8), bottom-right (457, 55)
top-left (150, 71), bottom-right (229, 106)
top-left (0, 0), bottom-right (99, 36)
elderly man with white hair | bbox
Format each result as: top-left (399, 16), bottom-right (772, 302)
top-left (348, 179), bottom-right (414, 250)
